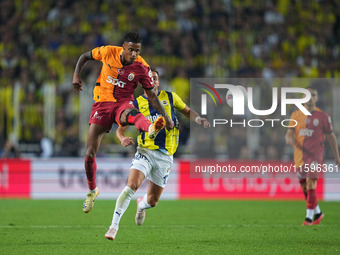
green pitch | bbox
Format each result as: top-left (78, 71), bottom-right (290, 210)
top-left (1, 200), bottom-right (339, 255)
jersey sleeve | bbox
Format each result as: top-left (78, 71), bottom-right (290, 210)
top-left (91, 46), bottom-right (109, 61)
top-left (139, 66), bottom-right (154, 90)
top-left (288, 111), bottom-right (297, 129)
top-left (172, 92), bottom-right (186, 111)
top-left (323, 114), bottom-right (333, 134)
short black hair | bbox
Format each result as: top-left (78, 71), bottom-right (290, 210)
top-left (122, 32), bottom-right (142, 44)
top-left (150, 66), bottom-right (159, 77)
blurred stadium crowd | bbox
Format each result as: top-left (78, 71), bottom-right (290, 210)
top-left (0, 0), bottom-right (339, 159)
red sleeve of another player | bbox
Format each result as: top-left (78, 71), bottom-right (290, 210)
top-left (324, 114), bottom-right (333, 134)
top-left (139, 66), bottom-right (154, 90)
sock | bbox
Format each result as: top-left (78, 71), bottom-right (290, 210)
top-left (110, 186), bottom-right (135, 229)
top-left (138, 194), bottom-right (152, 211)
top-left (133, 113), bottom-right (152, 132)
top-left (306, 189), bottom-right (317, 221)
top-left (314, 204), bottom-right (321, 215)
top-left (85, 157), bottom-right (97, 190)
top-left (306, 209), bottom-right (314, 221)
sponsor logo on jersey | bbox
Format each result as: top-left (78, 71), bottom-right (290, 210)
top-left (146, 113), bottom-right (162, 123)
top-left (299, 128), bottom-right (314, 137)
top-left (106, 76), bottom-right (126, 88)
top-left (92, 111), bottom-right (103, 120)
top-left (128, 72), bottom-right (135, 81)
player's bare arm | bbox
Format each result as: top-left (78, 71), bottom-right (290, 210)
top-left (116, 125), bottom-right (135, 147)
top-left (179, 106), bottom-right (210, 128)
top-left (285, 128), bottom-right (295, 146)
top-left (325, 132), bottom-right (340, 165)
top-left (72, 51), bottom-right (94, 92)
top-left (145, 88), bottom-right (174, 130)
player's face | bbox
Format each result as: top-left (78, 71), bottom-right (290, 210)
top-left (122, 42), bottom-right (141, 64)
top-left (306, 89), bottom-right (318, 107)
top-left (152, 71), bottom-right (159, 94)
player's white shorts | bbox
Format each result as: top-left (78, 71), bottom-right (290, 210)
top-left (130, 147), bottom-right (173, 188)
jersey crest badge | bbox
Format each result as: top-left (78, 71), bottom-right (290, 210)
top-left (128, 72), bottom-right (135, 81)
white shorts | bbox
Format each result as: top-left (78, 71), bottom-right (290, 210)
top-left (130, 147), bottom-right (173, 188)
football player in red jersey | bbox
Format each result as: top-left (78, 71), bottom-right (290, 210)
top-left (72, 32), bottom-right (174, 213)
top-left (285, 87), bottom-right (340, 225)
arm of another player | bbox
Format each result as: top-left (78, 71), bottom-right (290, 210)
top-left (325, 132), bottom-right (340, 166)
top-left (145, 89), bottom-right (174, 130)
top-left (285, 128), bottom-right (295, 146)
top-left (72, 51), bottom-right (94, 93)
top-left (116, 125), bottom-right (135, 147)
top-left (179, 106), bottom-right (210, 128)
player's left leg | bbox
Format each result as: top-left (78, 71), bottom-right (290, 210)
top-left (303, 178), bottom-right (323, 225)
top-left (299, 179), bottom-right (323, 225)
top-left (135, 181), bottom-right (164, 226)
top-left (105, 168), bottom-right (145, 240)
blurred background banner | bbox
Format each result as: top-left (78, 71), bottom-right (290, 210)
top-left (2, 158), bottom-right (340, 201)
top-left (0, 158), bottom-right (178, 199)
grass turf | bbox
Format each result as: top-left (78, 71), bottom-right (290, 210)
top-left (0, 200), bottom-right (339, 255)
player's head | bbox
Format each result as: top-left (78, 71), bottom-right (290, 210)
top-left (305, 87), bottom-right (318, 108)
top-left (121, 32), bottom-right (142, 65)
top-left (151, 66), bottom-right (160, 94)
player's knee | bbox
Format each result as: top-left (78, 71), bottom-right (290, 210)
top-left (124, 109), bottom-right (141, 125)
top-left (85, 147), bottom-right (96, 158)
top-left (306, 178), bottom-right (317, 190)
top-left (127, 183), bottom-right (139, 192)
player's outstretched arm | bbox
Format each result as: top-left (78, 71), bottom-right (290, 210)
top-left (145, 89), bottom-right (174, 130)
top-left (72, 51), bottom-right (93, 93)
top-left (116, 125), bottom-right (135, 147)
top-left (326, 132), bottom-right (340, 165)
top-left (285, 129), bottom-right (295, 146)
top-left (179, 106), bottom-right (210, 128)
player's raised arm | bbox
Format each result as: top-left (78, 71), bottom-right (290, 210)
top-left (72, 51), bottom-right (94, 92)
top-left (145, 89), bottom-right (174, 130)
top-left (325, 132), bottom-right (340, 165)
top-left (116, 125), bottom-right (135, 147)
top-left (179, 106), bottom-right (210, 128)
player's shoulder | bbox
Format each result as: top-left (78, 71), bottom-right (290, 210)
top-left (105, 45), bottom-right (122, 53)
top-left (134, 56), bottom-right (150, 70)
top-left (291, 109), bottom-right (305, 118)
top-left (314, 107), bottom-right (329, 118)
top-left (160, 90), bottom-right (175, 99)
top-left (95, 45), bottom-right (122, 56)
top-left (135, 94), bottom-right (148, 102)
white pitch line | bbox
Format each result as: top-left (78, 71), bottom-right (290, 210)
top-left (0, 224), bottom-right (339, 229)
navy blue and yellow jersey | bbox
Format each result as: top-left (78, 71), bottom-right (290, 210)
top-left (133, 90), bottom-right (186, 155)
